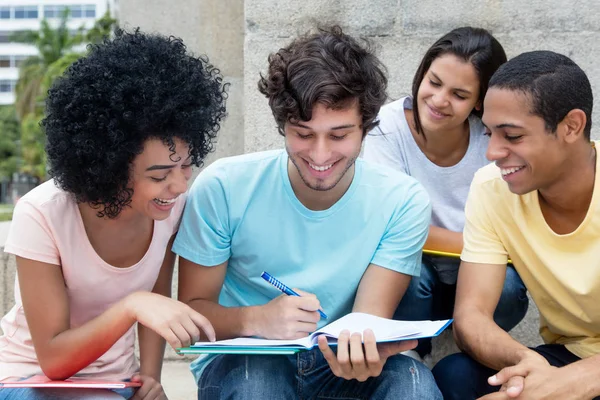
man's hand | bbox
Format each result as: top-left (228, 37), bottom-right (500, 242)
top-left (131, 374), bottom-right (167, 400)
top-left (318, 329), bottom-right (417, 381)
top-left (252, 289), bottom-right (321, 339)
top-left (484, 350), bottom-right (550, 397)
top-left (479, 363), bottom-right (588, 400)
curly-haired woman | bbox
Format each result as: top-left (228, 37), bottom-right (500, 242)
top-left (0, 29), bottom-right (227, 399)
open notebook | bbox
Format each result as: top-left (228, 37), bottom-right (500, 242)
top-left (179, 312), bottom-right (452, 355)
top-left (0, 375), bottom-right (142, 389)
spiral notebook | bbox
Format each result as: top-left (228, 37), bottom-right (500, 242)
top-left (178, 312), bottom-right (452, 355)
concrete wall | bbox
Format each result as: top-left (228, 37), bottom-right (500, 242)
top-left (118, 0), bottom-right (245, 167)
top-left (244, 0), bottom-right (600, 151)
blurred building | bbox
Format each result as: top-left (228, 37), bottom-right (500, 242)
top-left (0, 0), bottom-right (117, 105)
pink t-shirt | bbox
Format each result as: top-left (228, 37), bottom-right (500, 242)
top-left (0, 180), bottom-right (186, 381)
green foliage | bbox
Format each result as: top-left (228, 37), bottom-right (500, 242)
top-left (10, 10), bottom-right (86, 120)
top-left (9, 10), bottom-right (118, 180)
top-left (20, 113), bottom-right (46, 181)
top-left (0, 106), bottom-right (20, 180)
top-left (85, 11), bottom-right (118, 44)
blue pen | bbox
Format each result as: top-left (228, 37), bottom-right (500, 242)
top-left (261, 271), bottom-right (327, 319)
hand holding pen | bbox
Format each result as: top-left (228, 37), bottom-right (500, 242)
top-left (252, 271), bottom-right (326, 340)
top-left (261, 271), bottom-right (328, 319)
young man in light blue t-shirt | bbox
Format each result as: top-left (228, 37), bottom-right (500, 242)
top-left (173, 27), bottom-right (442, 400)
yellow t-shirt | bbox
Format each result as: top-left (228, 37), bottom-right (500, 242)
top-left (461, 141), bottom-right (600, 358)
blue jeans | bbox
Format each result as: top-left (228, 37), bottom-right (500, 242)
top-left (432, 344), bottom-right (600, 400)
top-left (0, 387), bottom-right (131, 399)
top-left (394, 257), bottom-right (529, 357)
top-left (197, 348), bottom-right (442, 399)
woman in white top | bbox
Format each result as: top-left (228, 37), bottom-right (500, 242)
top-left (363, 27), bottom-right (528, 364)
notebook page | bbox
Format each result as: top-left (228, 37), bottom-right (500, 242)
top-left (314, 312), bottom-right (421, 340)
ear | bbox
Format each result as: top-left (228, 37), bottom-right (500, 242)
top-left (474, 101), bottom-right (482, 112)
top-left (559, 109), bottom-right (587, 144)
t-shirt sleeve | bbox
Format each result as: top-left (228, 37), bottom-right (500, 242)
top-left (370, 181), bottom-right (431, 276)
top-left (362, 126), bottom-right (409, 175)
top-left (4, 199), bottom-right (60, 265)
top-left (461, 180), bottom-right (509, 265)
top-left (172, 164), bottom-right (231, 267)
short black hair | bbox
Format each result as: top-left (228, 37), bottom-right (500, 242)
top-left (258, 26), bottom-right (388, 136)
top-left (43, 29), bottom-right (227, 218)
top-left (412, 26), bottom-right (506, 136)
top-left (489, 50), bottom-right (593, 140)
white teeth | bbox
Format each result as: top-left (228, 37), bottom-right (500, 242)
top-left (501, 166), bottom-right (524, 176)
top-left (309, 163), bottom-right (333, 172)
top-left (154, 197), bottom-right (177, 205)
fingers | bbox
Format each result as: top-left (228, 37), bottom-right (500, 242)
top-left (349, 332), bottom-right (370, 381)
top-left (363, 329), bottom-right (382, 369)
top-left (489, 365), bottom-right (526, 386)
top-left (188, 310), bottom-right (216, 342)
top-left (293, 296), bottom-right (322, 314)
top-left (130, 375), bottom-right (165, 400)
top-left (318, 335), bottom-right (342, 376)
top-left (504, 376), bottom-right (524, 398)
top-left (379, 339), bottom-right (417, 359)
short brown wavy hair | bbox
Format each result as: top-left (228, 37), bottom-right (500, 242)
top-left (258, 26), bottom-right (387, 136)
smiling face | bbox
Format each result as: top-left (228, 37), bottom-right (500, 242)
top-left (483, 88), bottom-right (569, 195)
top-left (416, 53), bottom-right (481, 134)
top-left (285, 101), bottom-right (363, 196)
top-left (127, 137), bottom-right (193, 220)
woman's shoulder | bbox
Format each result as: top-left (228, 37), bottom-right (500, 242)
top-left (375, 96), bottom-right (413, 137)
top-left (15, 179), bottom-right (74, 215)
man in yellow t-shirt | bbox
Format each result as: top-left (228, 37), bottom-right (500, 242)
top-left (432, 50), bottom-right (600, 400)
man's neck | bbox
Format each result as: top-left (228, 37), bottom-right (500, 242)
top-left (538, 142), bottom-right (596, 234)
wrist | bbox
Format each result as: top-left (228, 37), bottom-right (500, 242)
top-left (123, 292), bottom-right (144, 322)
top-left (239, 305), bottom-right (263, 337)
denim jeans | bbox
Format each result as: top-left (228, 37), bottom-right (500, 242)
top-left (197, 348), bottom-right (442, 399)
top-left (394, 257), bottom-right (529, 357)
top-left (0, 387), bottom-right (131, 399)
top-left (432, 344), bottom-right (600, 400)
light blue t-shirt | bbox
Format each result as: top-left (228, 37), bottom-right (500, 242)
top-left (172, 149), bottom-right (431, 378)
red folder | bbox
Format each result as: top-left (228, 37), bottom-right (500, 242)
top-left (0, 375), bottom-right (142, 389)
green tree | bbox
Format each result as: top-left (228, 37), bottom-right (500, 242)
top-left (11, 10), bottom-right (118, 180)
top-left (0, 106), bottom-right (20, 180)
top-left (11, 10), bottom-right (86, 120)
top-left (20, 113), bottom-right (46, 181)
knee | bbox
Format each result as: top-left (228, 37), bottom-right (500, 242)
top-left (199, 355), bottom-right (294, 398)
top-left (432, 353), bottom-right (478, 400)
top-left (383, 355), bottom-right (442, 399)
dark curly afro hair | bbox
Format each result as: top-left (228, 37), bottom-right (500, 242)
top-left (43, 28), bottom-right (227, 218)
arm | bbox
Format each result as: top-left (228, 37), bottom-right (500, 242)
top-left (18, 253), bottom-right (214, 381)
top-left (178, 257), bottom-right (321, 340)
top-left (453, 261), bottom-right (533, 370)
top-left (18, 256), bottom-right (143, 379)
top-left (352, 263), bottom-right (411, 317)
top-left (137, 237), bottom-right (177, 381)
top-left (424, 226), bottom-right (463, 254)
